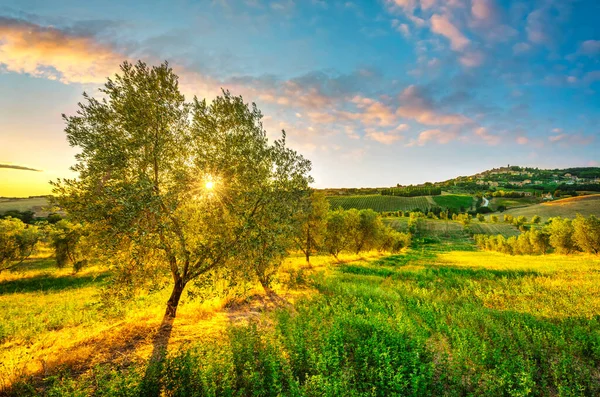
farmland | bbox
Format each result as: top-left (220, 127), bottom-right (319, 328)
top-left (327, 194), bottom-right (431, 212)
top-left (470, 222), bottom-right (520, 237)
top-left (432, 194), bottom-right (474, 211)
top-left (489, 196), bottom-right (540, 211)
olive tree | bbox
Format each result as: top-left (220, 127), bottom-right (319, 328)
top-left (293, 191), bottom-right (329, 264)
top-left (52, 61), bottom-right (312, 318)
top-left (0, 217), bottom-right (40, 272)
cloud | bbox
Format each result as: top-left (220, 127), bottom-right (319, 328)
top-left (406, 128), bottom-right (458, 146)
top-left (471, 0), bottom-right (495, 21)
top-left (397, 85), bottom-right (471, 126)
top-left (459, 50), bottom-right (485, 67)
top-left (0, 163), bottom-right (42, 172)
top-left (365, 128), bottom-right (404, 144)
top-left (516, 136), bottom-right (529, 145)
top-left (579, 40), bottom-right (600, 57)
top-left (474, 127), bottom-right (500, 145)
top-left (0, 16), bottom-right (123, 84)
top-left (430, 14), bottom-right (469, 51)
top-left (548, 133), bottom-right (595, 146)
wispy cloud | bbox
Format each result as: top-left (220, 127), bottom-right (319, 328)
top-left (0, 163), bottom-right (42, 172)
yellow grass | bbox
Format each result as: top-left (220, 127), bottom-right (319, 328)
top-left (0, 251), bottom-right (383, 390)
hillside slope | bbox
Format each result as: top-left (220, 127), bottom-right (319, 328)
top-left (503, 194), bottom-right (600, 221)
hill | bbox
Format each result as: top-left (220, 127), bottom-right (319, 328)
top-left (0, 197), bottom-right (50, 216)
top-left (503, 194), bottom-right (600, 221)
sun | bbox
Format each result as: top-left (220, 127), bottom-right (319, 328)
top-left (205, 181), bottom-right (214, 190)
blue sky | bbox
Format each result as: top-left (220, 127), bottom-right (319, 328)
top-left (0, 0), bottom-right (599, 195)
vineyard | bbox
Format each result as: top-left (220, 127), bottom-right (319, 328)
top-left (327, 195), bottom-right (431, 212)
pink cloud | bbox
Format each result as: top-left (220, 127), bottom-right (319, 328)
top-left (406, 128), bottom-right (458, 146)
top-left (365, 128), bottom-right (404, 144)
top-left (430, 14), bottom-right (470, 51)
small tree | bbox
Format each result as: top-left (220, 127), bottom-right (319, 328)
top-left (529, 228), bottom-right (550, 254)
top-left (531, 215), bottom-right (541, 224)
top-left (572, 214), bottom-right (600, 254)
top-left (49, 220), bottom-right (89, 271)
top-left (324, 209), bottom-right (350, 259)
top-left (293, 191), bottom-right (329, 264)
top-left (351, 209), bottom-right (383, 254)
top-left (0, 218), bottom-right (40, 272)
top-left (546, 217), bottom-right (575, 254)
top-left (477, 214), bottom-right (485, 222)
top-left (490, 215), bottom-right (498, 223)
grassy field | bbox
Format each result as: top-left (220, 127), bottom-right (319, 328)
top-left (327, 195), bottom-right (431, 212)
top-left (0, 198), bottom-right (49, 214)
top-left (503, 194), bottom-right (600, 222)
top-left (432, 195), bottom-right (474, 210)
top-left (2, 242), bottom-right (600, 395)
top-left (489, 196), bottom-right (541, 211)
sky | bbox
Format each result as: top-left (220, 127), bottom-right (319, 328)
top-left (0, 0), bottom-right (599, 196)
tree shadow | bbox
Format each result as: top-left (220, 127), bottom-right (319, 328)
top-left (0, 272), bottom-right (110, 295)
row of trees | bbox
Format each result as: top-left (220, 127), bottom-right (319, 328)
top-left (474, 215), bottom-right (600, 255)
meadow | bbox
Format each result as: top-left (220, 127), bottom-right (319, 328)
top-left (327, 195), bottom-right (432, 212)
top-left (3, 239), bottom-right (600, 396)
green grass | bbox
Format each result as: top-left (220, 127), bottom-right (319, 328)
top-left (4, 243), bottom-right (600, 396)
top-left (327, 195), bottom-right (431, 212)
top-left (432, 195), bottom-right (474, 210)
top-left (489, 196), bottom-right (540, 211)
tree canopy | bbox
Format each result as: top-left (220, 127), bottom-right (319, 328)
top-left (53, 61), bottom-right (312, 317)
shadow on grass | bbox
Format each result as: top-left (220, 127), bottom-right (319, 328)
top-left (0, 272), bottom-right (111, 295)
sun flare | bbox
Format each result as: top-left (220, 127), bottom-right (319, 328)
top-left (205, 181), bottom-right (214, 190)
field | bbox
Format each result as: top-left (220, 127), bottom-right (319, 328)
top-left (432, 195), bottom-right (474, 210)
top-left (327, 195), bottom-right (431, 212)
top-left (470, 222), bottom-right (521, 237)
top-left (489, 196), bottom-right (540, 211)
top-left (2, 242), bottom-right (600, 395)
top-left (0, 198), bottom-right (49, 215)
top-left (503, 194), bottom-right (600, 222)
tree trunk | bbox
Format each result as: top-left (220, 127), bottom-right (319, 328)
top-left (165, 276), bottom-right (186, 318)
top-left (305, 228), bottom-right (311, 265)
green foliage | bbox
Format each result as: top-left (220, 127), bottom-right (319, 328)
top-left (572, 214), bottom-right (600, 254)
top-left (0, 217), bottom-right (40, 272)
top-left (52, 61), bottom-right (312, 317)
top-left (293, 191), bottom-right (329, 263)
top-left (532, 215), bottom-right (541, 224)
top-left (546, 217), bottom-right (576, 254)
top-left (49, 220), bottom-right (88, 271)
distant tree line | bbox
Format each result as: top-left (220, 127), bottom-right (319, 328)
top-left (474, 214), bottom-right (600, 255)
